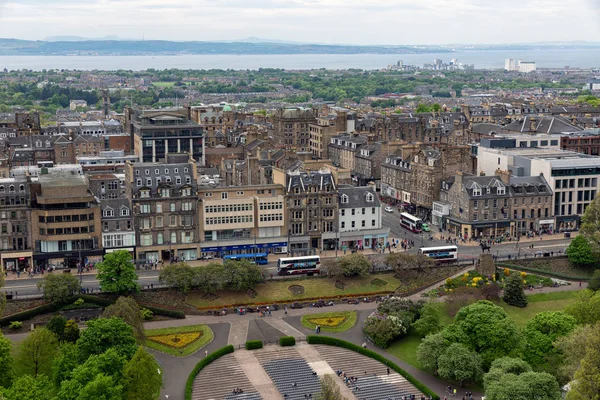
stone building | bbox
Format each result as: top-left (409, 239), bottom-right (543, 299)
top-left (327, 134), bottom-right (368, 172)
top-left (190, 105), bottom-right (236, 148)
top-left (381, 155), bottom-right (413, 205)
top-left (125, 154), bottom-right (199, 262)
top-left (353, 142), bottom-right (384, 186)
top-left (0, 177), bottom-right (32, 272)
top-left (271, 107), bottom-right (316, 152)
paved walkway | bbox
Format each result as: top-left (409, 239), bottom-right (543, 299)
top-left (233, 349), bottom-right (283, 399)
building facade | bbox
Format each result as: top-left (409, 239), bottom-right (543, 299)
top-left (0, 177), bottom-right (32, 272)
top-left (272, 107), bottom-right (316, 152)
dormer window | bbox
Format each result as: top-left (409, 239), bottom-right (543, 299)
top-left (19, 184), bottom-right (25, 192)
top-left (366, 193), bottom-right (374, 202)
top-left (341, 194), bottom-right (349, 204)
top-left (45, 140), bottom-right (51, 148)
top-left (139, 189), bottom-right (150, 198)
top-left (120, 207), bottom-right (129, 216)
top-left (103, 208), bottom-right (114, 217)
top-left (36, 140), bottom-right (42, 147)
top-left (497, 186), bottom-right (505, 195)
top-left (473, 188), bottom-right (481, 196)
top-left (486, 187), bottom-right (491, 194)
top-left (161, 188), bottom-right (170, 197)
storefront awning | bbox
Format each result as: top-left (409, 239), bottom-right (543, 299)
top-left (105, 247), bottom-right (134, 253)
top-left (0, 251), bottom-right (33, 260)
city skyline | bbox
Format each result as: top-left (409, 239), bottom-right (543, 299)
top-left (1, 0), bottom-right (599, 45)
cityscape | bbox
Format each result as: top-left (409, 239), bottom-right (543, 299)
top-left (0, 1), bottom-right (599, 400)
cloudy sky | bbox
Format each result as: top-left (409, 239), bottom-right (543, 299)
top-left (1, 0), bottom-right (599, 45)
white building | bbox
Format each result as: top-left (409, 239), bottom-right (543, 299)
top-left (504, 58), bottom-right (517, 71)
top-left (518, 61), bottom-right (537, 73)
top-left (338, 185), bottom-right (389, 250)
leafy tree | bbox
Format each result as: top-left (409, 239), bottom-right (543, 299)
top-left (412, 302), bottom-right (442, 337)
top-left (565, 289), bottom-right (600, 324)
top-left (484, 357), bottom-right (560, 400)
top-left (76, 374), bottom-right (123, 400)
top-left (0, 333), bottom-right (13, 388)
top-left (102, 297), bottom-right (145, 343)
top-left (437, 343), bottom-right (483, 386)
top-left (15, 328), bottom-right (58, 377)
top-left (523, 311), bottom-right (576, 368)
top-left (416, 332), bottom-right (449, 374)
top-left (581, 191), bottom-right (600, 249)
top-left (76, 318), bottom-right (137, 362)
top-left (195, 263), bottom-right (226, 293)
top-left (502, 273), bottom-right (527, 308)
top-left (566, 236), bottom-right (596, 267)
top-left (223, 260), bottom-right (263, 291)
top-left (37, 273), bottom-right (80, 304)
top-left (555, 324), bottom-right (600, 384)
top-left (385, 253), bottom-right (434, 272)
top-left (123, 347), bottom-right (163, 400)
top-left (363, 312), bottom-right (408, 348)
top-left (96, 250), bottom-right (139, 294)
top-left (327, 253), bottom-right (371, 278)
top-left (158, 262), bottom-right (195, 293)
top-left (1, 374), bottom-right (54, 400)
top-left (316, 374), bottom-right (343, 400)
top-left (416, 103), bottom-right (433, 113)
top-left (568, 331), bottom-right (600, 399)
top-left (451, 300), bottom-right (522, 366)
top-left (46, 315), bottom-right (67, 341)
top-left (588, 269), bottom-right (600, 291)
top-left (63, 320), bottom-right (80, 343)
top-left (52, 343), bottom-right (80, 389)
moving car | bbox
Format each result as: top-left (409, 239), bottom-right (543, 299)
top-left (384, 206), bottom-right (394, 213)
top-left (421, 223), bottom-right (431, 232)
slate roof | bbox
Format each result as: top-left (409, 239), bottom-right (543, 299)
top-left (503, 115), bottom-right (583, 134)
top-left (509, 175), bottom-right (551, 197)
top-left (338, 185), bottom-right (380, 208)
top-left (286, 169), bottom-right (336, 193)
top-left (472, 123), bottom-right (504, 136)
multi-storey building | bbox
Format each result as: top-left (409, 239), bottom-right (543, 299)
top-left (309, 112), bottom-right (348, 159)
top-left (0, 177), bottom-right (32, 272)
top-left (88, 173), bottom-right (136, 256)
top-left (338, 185), bottom-right (389, 250)
top-left (508, 175), bottom-right (553, 235)
top-left (354, 143), bottom-right (384, 187)
top-left (275, 168), bottom-right (338, 253)
top-left (198, 184), bottom-right (288, 258)
top-left (125, 154), bottom-right (199, 262)
top-left (190, 105), bottom-right (236, 148)
top-left (272, 107), bottom-right (316, 152)
top-left (560, 131), bottom-right (600, 156)
top-left (381, 155), bottom-right (413, 205)
top-left (30, 172), bottom-right (103, 270)
top-left (328, 134), bottom-right (367, 172)
top-left (124, 107), bottom-right (205, 164)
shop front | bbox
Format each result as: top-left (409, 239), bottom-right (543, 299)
top-left (201, 241), bottom-right (289, 258)
top-left (556, 215), bottom-right (580, 232)
top-left (1, 251), bottom-right (33, 273)
top-left (538, 219), bottom-right (555, 234)
top-left (470, 220), bottom-right (512, 239)
top-left (34, 249), bottom-right (105, 270)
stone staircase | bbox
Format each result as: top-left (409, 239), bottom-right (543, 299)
top-left (192, 353), bottom-right (262, 400)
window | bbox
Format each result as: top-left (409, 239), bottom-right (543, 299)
top-left (170, 203), bottom-right (176, 212)
top-left (473, 200), bottom-right (478, 209)
top-left (372, 219), bottom-right (376, 226)
top-left (497, 186), bottom-right (505, 195)
top-left (161, 188), bottom-right (170, 197)
top-left (103, 208), bottom-right (114, 217)
top-left (182, 187), bottom-right (191, 197)
top-left (351, 221), bottom-right (355, 228)
top-left (170, 216), bottom-right (177, 226)
top-left (156, 203), bottom-right (162, 213)
top-left (140, 204), bottom-right (150, 214)
top-left (351, 209), bottom-right (355, 216)
top-left (362, 220), bottom-right (366, 227)
top-left (473, 212), bottom-right (478, 221)
top-left (473, 187), bottom-right (481, 196)
top-left (221, 192), bottom-right (228, 200)
top-left (156, 216), bottom-right (163, 227)
top-left (157, 233), bottom-right (163, 245)
top-left (372, 207), bottom-right (375, 214)
top-left (121, 208), bottom-right (129, 216)
top-left (340, 194), bottom-right (348, 204)
top-left (136, 179), bottom-right (142, 187)
top-left (141, 234), bottom-right (152, 246)
top-left (362, 208), bottom-right (366, 215)
top-left (182, 202), bottom-right (193, 211)
top-left (176, 177), bottom-right (181, 185)
top-left (236, 191), bottom-right (244, 196)
top-left (170, 232), bottom-right (177, 244)
top-left (205, 192), bottom-right (212, 197)
top-left (341, 209), bottom-right (345, 216)
top-left (140, 189), bottom-right (150, 198)
top-left (341, 221), bottom-right (345, 229)
top-left (140, 218), bottom-right (151, 229)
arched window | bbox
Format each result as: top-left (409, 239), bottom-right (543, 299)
top-left (8, 185), bottom-right (15, 193)
top-left (19, 184), bottom-right (25, 192)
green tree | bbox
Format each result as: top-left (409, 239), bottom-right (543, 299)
top-left (96, 250), bottom-right (139, 294)
top-left (416, 103), bottom-right (433, 113)
top-left (316, 374), bottom-right (343, 400)
top-left (588, 269), bottom-right (600, 291)
top-left (484, 357), bottom-right (560, 400)
top-left (566, 236), bottom-right (596, 267)
top-left (412, 302), bottom-right (442, 337)
top-left (555, 324), bottom-right (600, 384)
top-left (52, 343), bottom-right (80, 389)
top-left (46, 315), bottom-right (67, 341)
top-left (123, 347), bottom-right (162, 400)
top-left (76, 318), bottom-right (137, 362)
top-left (37, 273), bottom-right (81, 304)
top-left (385, 253), bottom-right (435, 272)
top-left (523, 311), bottom-right (576, 368)
top-left (15, 328), bottom-right (58, 377)
top-left (195, 263), bottom-right (226, 293)
top-left (565, 289), bottom-right (600, 324)
top-left (437, 343), bottom-right (483, 386)
top-left (63, 320), bottom-right (80, 343)
top-left (581, 188), bottom-right (600, 249)
top-left (0, 333), bottom-right (13, 388)
top-left (362, 312), bottom-right (408, 348)
top-left (1, 374), bottom-right (53, 400)
top-left (567, 332), bottom-right (600, 399)
top-left (102, 297), bottom-right (145, 343)
top-left (158, 262), bottom-right (195, 293)
top-left (502, 273), bottom-right (528, 308)
top-left (327, 253), bottom-right (371, 278)
top-left (416, 332), bottom-right (449, 374)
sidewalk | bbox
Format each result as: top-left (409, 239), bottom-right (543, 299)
top-left (429, 230), bottom-right (576, 247)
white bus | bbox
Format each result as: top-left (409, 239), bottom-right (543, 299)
top-left (418, 246), bottom-right (458, 263)
top-left (400, 212), bottom-right (423, 233)
top-left (277, 255), bottom-right (321, 276)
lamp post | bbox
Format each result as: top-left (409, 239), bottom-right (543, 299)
top-left (78, 240), bottom-right (83, 286)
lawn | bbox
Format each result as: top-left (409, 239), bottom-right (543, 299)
top-left (187, 274), bottom-right (403, 308)
top-left (301, 311), bottom-right (357, 333)
top-left (152, 81), bottom-right (176, 87)
top-left (145, 324), bottom-right (213, 357)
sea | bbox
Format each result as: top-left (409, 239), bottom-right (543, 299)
top-left (1, 49), bottom-right (599, 71)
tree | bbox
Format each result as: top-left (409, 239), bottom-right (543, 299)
top-left (37, 273), bottom-right (80, 304)
top-left (362, 312), bottom-right (407, 348)
top-left (0, 333), bottom-right (13, 388)
top-left (333, 253), bottom-right (371, 278)
top-left (158, 262), bottom-right (195, 293)
top-left (588, 269), bottom-right (600, 291)
top-left (484, 357), bottom-right (560, 400)
top-left (502, 273), bottom-right (527, 308)
top-left (123, 347), bottom-right (162, 400)
top-left (565, 289), bottom-right (600, 324)
top-left (195, 263), bottom-right (226, 293)
top-left (566, 236), bottom-right (596, 267)
top-left (52, 343), bottom-right (80, 389)
top-left (437, 343), bottom-right (483, 386)
top-left (416, 332), bottom-right (449, 374)
top-left (221, 260), bottom-right (263, 291)
top-left (96, 250), bottom-right (139, 294)
top-left (15, 328), bottom-right (58, 377)
top-left (1, 374), bottom-right (54, 400)
top-left (581, 194), bottom-right (600, 249)
top-left (523, 311), bottom-right (576, 368)
top-left (412, 302), bottom-right (442, 337)
top-left (316, 374), bottom-right (344, 400)
top-left (46, 315), bottom-right (67, 342)
top-left (63, 320), bottom-right (80, 343)
top-left (385, 253), bottom-right (434, 272)
top-left (102, 297), bottom-right (145, 343)
top-left (555, 323), bottom-right (600, 384)
top-left (76, 317), bottom-right (137, 362)
top-left (567, 332), bottom-right (600, 399)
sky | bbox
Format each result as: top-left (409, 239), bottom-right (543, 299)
top-left (0, 0), bottom-right (599, 45)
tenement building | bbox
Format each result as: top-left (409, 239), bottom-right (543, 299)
top-left (125, 154), bottom-right (199, 262)
top-left (0, 177), bottom-right (32, 272)
top-left (271, 107), bottom-right (316, 152)
top-left (30, 172), bottom-right (103, 270)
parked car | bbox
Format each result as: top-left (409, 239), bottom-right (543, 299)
top-left (421, 223), bottom-right (431, 232)
top-left (291, 302), bottom-right (303, 309)
top-left (200, 254), bottom-right (214, 260)
top-left (384, 206), bottom-right (394, 213)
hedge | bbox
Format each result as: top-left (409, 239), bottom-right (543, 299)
top-left (0, 294), bottom-right (185, 326)
top-left (185, 345), bottom-right (234, 400)
top-left (496, 263), bottom-right (591, 282)
top-left (279, 336), bottom-right (296, 347)
top-left (306, 335), bottom-right (439, 400)
top-left (245, 340), bottom-right (263, 350)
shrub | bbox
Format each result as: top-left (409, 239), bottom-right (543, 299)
top-left (46, 315), bottom-right (67, 340)
top-left (9, 321), bottom-right (22, 330)
top-left (279, 336), bottom-right (296, 347)
top-left (63, 319), bottom-right (80, 343)
top-left (245, 340), bottom-right (263, 350)
top-left (306, 336), bottom-right (439, 400)
top-left (141, 308), bottom-right (154, 320)
top-left (185, 345), bottom-right (234, 400)
top-left (503, 273), bottom-right (528, 308)
top-left (73, 298), bottom-right (84, 306)
top-left (589, 270), bottom-right (600, 292)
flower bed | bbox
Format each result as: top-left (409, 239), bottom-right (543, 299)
top-left (301, 311), bottom-right (357, 333)
top-left (148, 331), bottom-right (203, 348)
top-left (145, 324), bottom-right (213, 357)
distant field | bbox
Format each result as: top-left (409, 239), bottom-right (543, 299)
top-left (152, 81), bottom-right (176, 87)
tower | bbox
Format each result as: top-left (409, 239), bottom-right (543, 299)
top-left (102, 89), bottom-right (110, 118)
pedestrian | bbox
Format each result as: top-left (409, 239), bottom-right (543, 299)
top-left (284, 306), bottom-right (288, 315)
top-left (579, 281), bottom-right (582, 287)
top-left (387, 367), bottom-right (390, 375)
top-left (205, 350), bottom-right (208, 357)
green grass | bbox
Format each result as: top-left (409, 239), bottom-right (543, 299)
top-left (301, 311), bottom-right (357, 333)
top-left (498, 299), bottom-right (576, 327)
top-left (152, 81), bottom-right (176, 87)
top-left (387, 330), bottom-right (423, 368)
top-left (526, 290), bottom-right (580, 303)
top-left (145, 324), bottom-right (213, 357)
top-left (187, 274), bottom-right (401, 308)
